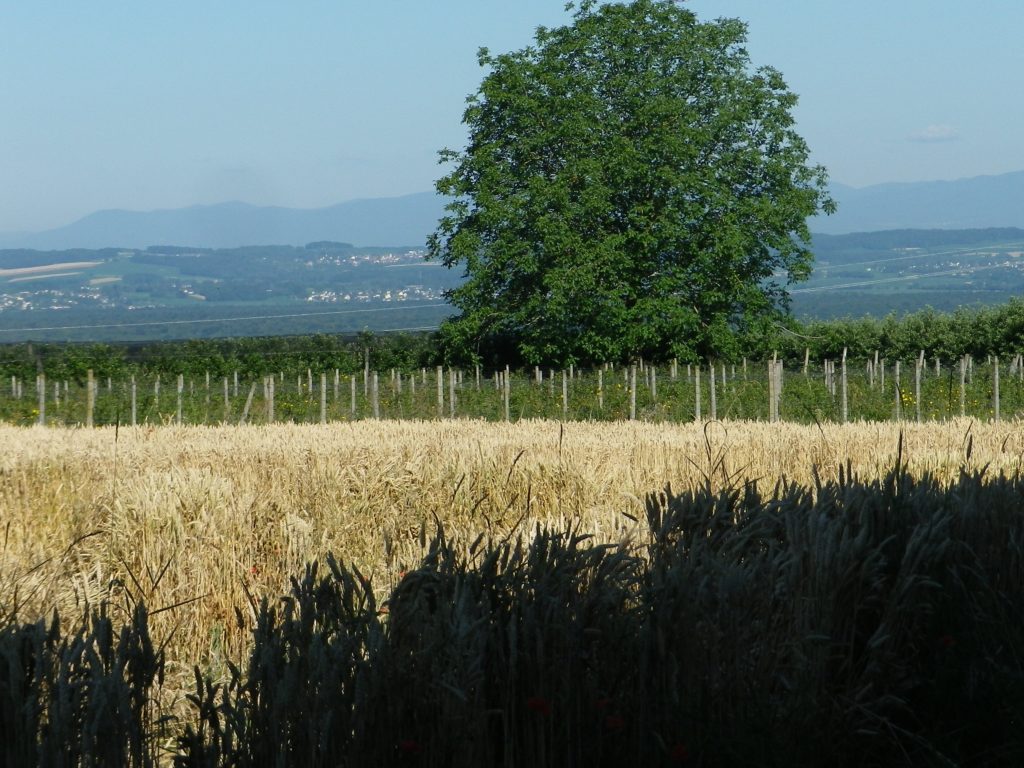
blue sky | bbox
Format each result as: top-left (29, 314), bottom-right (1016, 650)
top-left (1, 0), bottom-right (1022, 232)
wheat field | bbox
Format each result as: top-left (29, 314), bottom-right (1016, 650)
top-left (2, 418), bottom-right (1021, 699)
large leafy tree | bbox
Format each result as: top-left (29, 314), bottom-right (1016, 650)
top-left (430, 0), bottom-right (834, 365)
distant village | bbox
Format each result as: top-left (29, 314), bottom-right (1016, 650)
top-left (0, 247), bottom-right (449, 313)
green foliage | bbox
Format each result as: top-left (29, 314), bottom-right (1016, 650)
top-left (431, 0), bottom-right (834, 366)
top-left (0, 332), bottom-right (442, 383)
top-left (768, 300), bottom-right (1024, 363)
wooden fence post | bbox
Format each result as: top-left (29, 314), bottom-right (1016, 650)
top-left (449, 368), bottom-right (456, 418)
top-left (841, 348), bottom-right (848, 424)
top-left (629, 364), bottom-right (637, 421)
top-left (436, 366), bottom-right (444, 418)
top-left (239, 382), bottom-right (256, 426)
top-left (959, 356), bottom-right (967, 417)
top-left (222, 377), bottom-right (229, 423)
top-left (373, 372), bottom-right (380, 419)
top-left (709, 362), bottom-right (717, 420)
top-left (562, 369), bottom-right (568, 417)
top-left (503, 368), bottom-right (511, 421)
top-left (320, 372), bottom-right (327, 424)
top-left (131, 375), bottom-right (138, 426)
top-left (993, 356), bottom-right (1000, 422)
top-left (894, 361), bottom-right (901, 421)
top-left (915, 356), bottom-right (922, 423)
top-left (176, 374), bottom-right (184, 426)
top-left (203, 373), bottom-right (210, 424)
top-left (86, 369), bottom-right (95, 428)
top-left (597, 368), bottom-right (604, 410)
top-left (776, 359), bottom-right (782, 421)
top-left (694, 363), bottom-right (701, 422)
top-left (351, 375), bottom-right (357, 418)
top-left (770, 359), bottom-right (783, 422)
top-left (37, 373), bottom-right (45, 426)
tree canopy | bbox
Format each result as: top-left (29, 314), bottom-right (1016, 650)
top-left (429, 0), bottom-right (835, 365)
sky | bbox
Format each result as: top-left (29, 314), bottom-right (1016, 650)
top-left (1, 0), bottom-right (1022, 233)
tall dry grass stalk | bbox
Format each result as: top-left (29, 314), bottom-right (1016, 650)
top-left (1, 418), bottom-right (1022, 701)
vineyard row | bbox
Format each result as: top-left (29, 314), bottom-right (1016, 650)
top-left (5, 354), bottom-right (1022, 426)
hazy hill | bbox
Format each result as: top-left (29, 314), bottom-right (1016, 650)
top-left (2, 169), bottom-right (1023, 249)
top-left (814, 170), bottom-right (1024, 234)
top-left (0, 192), bottom-right (448, 250)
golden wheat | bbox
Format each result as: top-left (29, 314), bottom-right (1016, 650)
top-left (2, 417), bottom-right (1021, 697)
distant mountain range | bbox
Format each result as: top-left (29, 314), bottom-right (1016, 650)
top-left (1, 170), bottom-right (1023, 250)
top-left (815, 170), bottom-right (1024, 234)
top-left (0, 192), bottom-right (448, 251)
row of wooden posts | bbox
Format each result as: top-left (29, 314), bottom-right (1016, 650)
top-left (18, 361), bottom-right (751, 427)
top-left (13, 351), bottom-right (1024, 427)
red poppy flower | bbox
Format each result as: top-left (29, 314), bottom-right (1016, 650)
top-left (526, 696), bottom-right (552, 716)
top-left (670, 742), bottom-right (690, 762)
top-left (398, 738), bottom-right (422, 754)
top-left (604, 714), bottom-right (625, 732)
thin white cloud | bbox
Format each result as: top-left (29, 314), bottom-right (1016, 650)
top-left (908, 124), bottom-right (960, 143)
